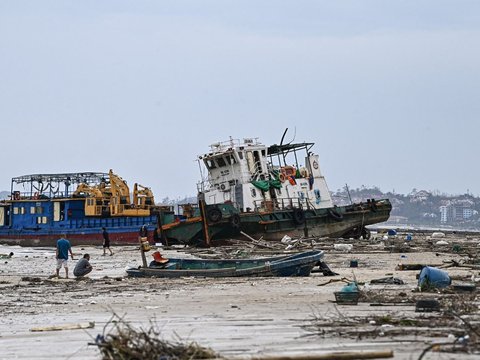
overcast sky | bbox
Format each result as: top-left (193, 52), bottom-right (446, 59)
top-left (1, 1), bottom-right (479, 200)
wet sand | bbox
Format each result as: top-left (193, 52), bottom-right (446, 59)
top-left (0, 233), bottom-right (479, 359)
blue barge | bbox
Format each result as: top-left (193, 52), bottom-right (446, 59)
top-left (0, 171), bottom-right (158, 246)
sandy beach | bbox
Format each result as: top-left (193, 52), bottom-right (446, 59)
top-left (0, 232), bottom-right (479, 359)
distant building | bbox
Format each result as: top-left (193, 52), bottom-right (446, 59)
top-left (439, 205), bottom-right (449, 223)
top-left (440, 204), bottom-right (473, 223)
top-left (410, 190), bottom-right (430, 203)
top-left (463, 208), bottom-right (473, 219)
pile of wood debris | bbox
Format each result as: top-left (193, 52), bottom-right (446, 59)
top-left (94, 313), bottom-right (218, 360)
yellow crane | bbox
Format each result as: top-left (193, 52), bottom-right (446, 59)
top-left (72, 170), bottom-right (155, 217)
top-left (108, 169), bottom-right (152, 216)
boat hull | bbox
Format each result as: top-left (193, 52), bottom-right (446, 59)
top-left (0, 227), bottom-right (156, 247)
top-left (127, 250), bottom-right (323, 278)
top-left (237, 199), bottom-right (392, 241)
top-left (160, 200), bottom-right (391, 245)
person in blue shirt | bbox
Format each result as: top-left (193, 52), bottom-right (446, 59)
top-left (56, 236), bottom-right (74, 278)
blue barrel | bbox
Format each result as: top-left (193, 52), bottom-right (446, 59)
top-left (418, 266), bottom-right (451, 289)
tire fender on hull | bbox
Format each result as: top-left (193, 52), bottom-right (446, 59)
top-left (206, 207), bottom-right (222, 223)
top-left (327, 208), bottom-right (343, 221)
top-left (230, 213), bottom-right (241, 230)
top-left (292, 208), bottom-right (305, 225)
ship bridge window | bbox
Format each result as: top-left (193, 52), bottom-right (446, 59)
top-left (36, 216), bottom-right (48, 224)
top-left (217, 157), bottom-right (227, 167)
top-left (205, 159), bottom-right (217, 169)
top-left (226, 155), bottom-right (237, 165)
top-left (253, 151), bottom-right (261, 164)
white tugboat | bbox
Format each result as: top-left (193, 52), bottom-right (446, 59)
top-left (195, 134), bottom-right (391, 241)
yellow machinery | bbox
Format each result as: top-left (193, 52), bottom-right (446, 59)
top-left (73, 183), bottom-right (105, 216)
top-left (108, 169), bottom-right (152, 216)
top-left (133, 183), bottom-right (155, 209)
top-left (73, 169), bottom-right (155, 217)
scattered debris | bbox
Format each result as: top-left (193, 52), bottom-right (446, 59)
top-left (370, 277), bottom-right (405, 285)
top-left (31, 322), bottom-right (95, 332)
top-left (313, 261), bottom-right (339, 276)
top-left (334, 282), bottom-right (359, 305)
top-left (415, 299), bottom-right (440, 312)
top-left (249, 350), bottom-right (394, 359)
top-left (418, 266), bottom-right (452, 290)
top-left (334, 243), bottom-right (353, 252)
top-left (93, 314), bottom-right (217, 360)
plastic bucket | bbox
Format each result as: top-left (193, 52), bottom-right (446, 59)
top-left (418, 266), bottom-right (451, 289)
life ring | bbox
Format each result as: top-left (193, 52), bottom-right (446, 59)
top-left (33, 192), bottom-right (39, 200)
top-left (230, 213), bottom-right (241, 229)
top-left (206, 207), bottom-right (222, 223)
top-left (299, 167), bottom-right (309, 178)
top-left (327, 208), bottom-right (343, 221)
top-left (279, 173), bottom-right (286, 183)
top-left (282, 165), bottom-right (296, 176)
top-left (292, 208), bottom-right (305, 225)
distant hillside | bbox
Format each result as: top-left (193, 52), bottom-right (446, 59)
top-left (332, 186), bottom-right (480, 230)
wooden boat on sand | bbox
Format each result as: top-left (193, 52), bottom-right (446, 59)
top-left (126, 250), bottom-right (323, 278)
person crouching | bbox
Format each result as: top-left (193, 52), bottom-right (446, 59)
top-left (74, 254), bottom-right (93, 278)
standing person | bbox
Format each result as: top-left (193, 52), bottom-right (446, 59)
top-left (56, 236), bottom-right (74, 278)
top-left (102, 227), bottom-right (113, 256)
top-left (74, 254), bottom-right (93, 278)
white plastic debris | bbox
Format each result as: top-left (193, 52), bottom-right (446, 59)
top-left (334, 243), bottom-right (353, 252)
top-left (431, 232), bottom-right (446, 239)
top-left (435, 240), bottom-right (449, 245)
top-left (281, 235), bottom-right (292, 244)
